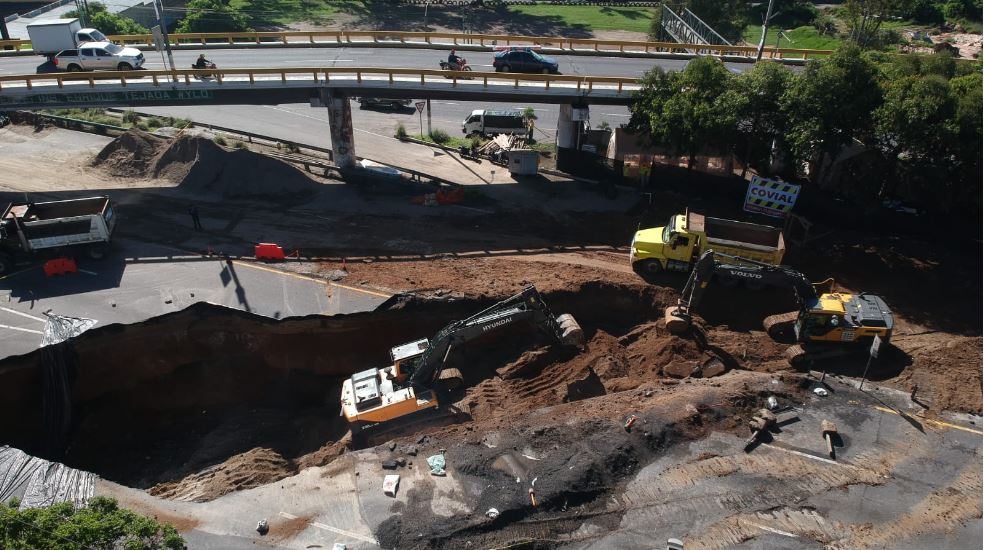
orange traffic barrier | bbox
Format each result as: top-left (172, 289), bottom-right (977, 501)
top-left (43, 258), bottom-right (78, 277)
top-left (255, 243), bottom-right (286, 261)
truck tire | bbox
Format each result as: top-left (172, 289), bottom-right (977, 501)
top-left (0, 254), bottom-right (13, 276)
top-left (117, 62), bottom-right (133, 71)
top-left (635, 259), bottom-right (662, 276)
top-left (67, 64), bottom-right (82, 72)
top-left (87, 244), bottom-right (107, 260)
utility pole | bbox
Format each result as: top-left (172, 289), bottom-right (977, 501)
top-left (153, 0), bottom-right (177, 83)
top-left (755, 0), bottom-right (776, 61)
top-left (426, 99), bottom-right (432, 136)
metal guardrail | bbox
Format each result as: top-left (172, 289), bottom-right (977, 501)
top-left (0, 66), bottom-right (638, 94)
top-left (0, 30), bottom-right (833, 60)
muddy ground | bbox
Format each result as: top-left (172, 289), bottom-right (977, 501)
top-left (0, 127), bottom-right (980, 548)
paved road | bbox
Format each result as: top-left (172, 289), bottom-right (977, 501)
top-left (0, 239), bottom-right (389, 359)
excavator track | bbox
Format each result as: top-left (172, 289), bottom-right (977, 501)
top-left (763, 312), bottom-right (799, 343)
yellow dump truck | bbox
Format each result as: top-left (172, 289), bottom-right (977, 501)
top-left (630, 211), bottom-right (785, 278)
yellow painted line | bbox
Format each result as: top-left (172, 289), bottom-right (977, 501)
top-left (329, 281), bottom-right (392, 298)
top-left (873, 406), bottom-right (983, 435)
top-left (231, 259), bottom-right (392, 299)
top-left (229, 258), bottom-right (326, 285)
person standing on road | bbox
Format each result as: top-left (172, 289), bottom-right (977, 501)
top-left (188, 204), bottom-right (202, 230)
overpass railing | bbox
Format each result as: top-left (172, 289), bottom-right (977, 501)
top-left (0, 30), bottom-right (833, 60)
top-left (0, 66), bottom-right (639, 94)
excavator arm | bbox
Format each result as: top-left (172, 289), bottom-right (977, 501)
top-left (666, 250), bottom-right (823, 333)
top-left (408, 286), bottom-right (584, 388)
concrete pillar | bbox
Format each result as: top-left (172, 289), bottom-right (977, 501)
top-left (557, 103), bottom-right (585, 173)
top-left (323, 90), bottom-right (356, 170)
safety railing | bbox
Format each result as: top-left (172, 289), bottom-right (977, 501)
top-left (0, 66), bottom-right (640, 94)
top-left (0, 30), bottom-right (834, 60)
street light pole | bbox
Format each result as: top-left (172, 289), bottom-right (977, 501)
top-left (755, 0), bottom-right (776, 61)
top-left (153, 0), bottom-right (177, 82)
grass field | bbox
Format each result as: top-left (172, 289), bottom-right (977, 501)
top-left (507, 5), bottom-right (655, 33)
top-left (228, 0), bottom-right (358, 27)
top-left (742, 25), bottom-right (844, 50)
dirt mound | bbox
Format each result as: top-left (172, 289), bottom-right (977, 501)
top-left (92, 129), bottom-right (321, 197)
top-left (149, 448), bottom-right (294, 502)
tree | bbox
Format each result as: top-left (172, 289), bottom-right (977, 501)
top-left (780, 45), bottom-right (882, 183)
top-left (0, 496), bottom-right (185, 549)
top-left (177, 0), bottom-right (252, 33)
top-left (62, 2), bottom-right (148, 35)
top-left (628, 57), bottom-right (735, 169)
top-left (720, 60), bottom-right (792, 175)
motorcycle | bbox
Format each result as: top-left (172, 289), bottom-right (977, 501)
top-left (439, 58), bottom-right (473, 78)
top-left (191, 61), bottom-right (217, 79)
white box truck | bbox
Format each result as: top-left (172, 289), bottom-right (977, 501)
top-left (26, 19), bottom-right (110, 59)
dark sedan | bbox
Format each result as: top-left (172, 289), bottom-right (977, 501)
top-left (492, 50), bottom-right (560, 74)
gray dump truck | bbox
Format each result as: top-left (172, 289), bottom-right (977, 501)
top-left (0, 196), bottom-right (116, 274)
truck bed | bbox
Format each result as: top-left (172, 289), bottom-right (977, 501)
top-left (688, 212), bottom-right (784, 251)
top-left (4, 197), bottom-right (110, 222)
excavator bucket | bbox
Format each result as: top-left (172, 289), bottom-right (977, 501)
top-left (664, 306), bottom-right (690, 334)
top-left (556, 314), bottom-right (585, 348)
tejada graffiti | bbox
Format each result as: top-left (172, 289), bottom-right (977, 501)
top-left (0, 89), bottom-right (214, 106)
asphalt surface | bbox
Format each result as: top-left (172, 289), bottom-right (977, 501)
top-left (0, 239), bottom-right (389, 359)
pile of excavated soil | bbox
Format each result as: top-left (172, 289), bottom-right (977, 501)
top-left (92, 129), bottom-right (321, 198)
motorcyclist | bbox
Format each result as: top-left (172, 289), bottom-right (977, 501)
top-left (447, 49), bottom-right (463, 70)
top-left (194, 54), bottom-right (213, 69)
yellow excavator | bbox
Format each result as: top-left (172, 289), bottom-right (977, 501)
top-left (665, 250), bottom-right (894, 365)
top-left (340, 285), bottom-right (584, 438)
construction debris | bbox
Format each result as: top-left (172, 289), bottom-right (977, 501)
top-left (427, 454), bottom-right (447, 476)
top-left (256, 519), bottom-right (269, 535)
top-left (744, 408), bottom-right (777, 452)
top-left (821, 420), bottom-right (838, 459)
top-left (383, 474), bottom-right (400, 497)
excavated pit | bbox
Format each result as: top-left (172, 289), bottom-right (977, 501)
top-left (0, 281), bottom-right (751, 501)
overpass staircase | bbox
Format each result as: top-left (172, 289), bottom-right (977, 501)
top-left (656, 5), bottom-right (731, 50)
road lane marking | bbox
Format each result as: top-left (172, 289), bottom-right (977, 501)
top-left (279, 512), bottom-right (378, 544)
top-left (77, 269), bottom-right (98, 276)
top-left (744, 521), bottom-right (799, 538)
top-left (0, 307), bottom-right (45, 323)
top-left (873, 405), bottom-right (982, 435)
top-left (761, 443), bottom-right (842, 466)
top-left (330, 281), bottom-right (391, 298)
top-left (0, 323), bottom-right (43, 335)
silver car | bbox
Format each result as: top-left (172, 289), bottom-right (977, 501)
top-left (54, 41), bottom-right (145, 71)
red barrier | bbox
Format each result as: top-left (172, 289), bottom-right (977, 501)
top-left (254, 243), bottom-right (286, 261)
top-left (44, 257), bottom-right (78, 277)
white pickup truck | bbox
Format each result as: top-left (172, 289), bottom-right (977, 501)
top-left (0, 196), bottom-right (117, 274)
top-left (54, 41), bottom-right (145, 72)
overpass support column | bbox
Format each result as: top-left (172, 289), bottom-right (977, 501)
top-left (556, 103), bottom-right (585, 173)
top-left (323, 90), bottom-right (356, 170)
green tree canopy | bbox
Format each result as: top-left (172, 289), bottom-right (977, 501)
top-left (629, 56), bottom-right (736, 168)
top-left (177, 0), bottom-right (252, 33)
top-left (0, 496), bottom-right (185, 549)
top-left (62, 2), bottom-right (148, 35)
top-left (720, 60), bottom-right (793, 175)
top-left (780, 45), bottom-right (882, 178)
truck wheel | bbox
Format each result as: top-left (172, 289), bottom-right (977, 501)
top-left (117, 62), bottom-right (133, 71)
top-left (87, 244), bottom-right (107, 260)
top-left (634, 259), bottom-right (662, 276)
top-left (67, 64), bottom-right (82, 72)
